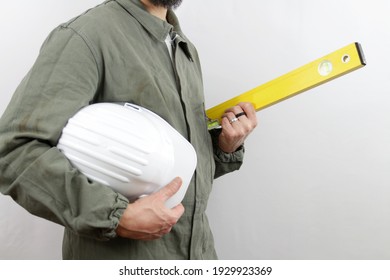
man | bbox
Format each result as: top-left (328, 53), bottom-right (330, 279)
top-left (0, 0), bottom-right (257, 259)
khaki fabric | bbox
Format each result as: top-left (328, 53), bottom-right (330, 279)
top-left (0, 0), bottom-right (244, 259)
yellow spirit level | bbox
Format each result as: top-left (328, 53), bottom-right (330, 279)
top-left (206, 42), bottom-right (366, 129)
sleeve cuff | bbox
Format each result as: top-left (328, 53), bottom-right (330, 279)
top-left (214, 145), bottom-right (245, 163)
top-left (101, 193), bottom-right (129, 240)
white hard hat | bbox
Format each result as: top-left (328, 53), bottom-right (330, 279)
top-left (57, 103), bottom-right (197, 208)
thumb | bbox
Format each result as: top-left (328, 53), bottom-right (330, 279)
top-left (156, 177), bottom-right (183, 202)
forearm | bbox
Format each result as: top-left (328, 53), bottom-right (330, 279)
top-left (210, 129), bottom-right (245, 179)
top-left (0, 25), bottom-right (129, 240)
top-left (0, 123), bottom-right (129, 240)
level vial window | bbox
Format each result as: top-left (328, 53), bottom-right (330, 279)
top-left (318, 60), bottom-right (333, 76)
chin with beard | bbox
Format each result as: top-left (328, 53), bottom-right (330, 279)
top-left (148, 0), bottom-right (183, 9)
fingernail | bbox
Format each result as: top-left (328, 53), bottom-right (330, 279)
top-left (174, 177), bottom-right (182, 185)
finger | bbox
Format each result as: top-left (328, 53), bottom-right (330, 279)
top-left (228, 103), bottom-right (257, 132)
top-left (129, 231), bottom-right (163, 241)
top-left (235, 111), bottom-right (247, 118)
top-left (170, 203), bottom-right (185, 219)
top-left (221, 112), bottom-right (238, 127)
top-left (159, 224), bottom-right (174, 235)
top-left (224, 105), bottom-right (244, 116)
top-left (239, 102), bottom-right (257, 122)
top-left (223, 105), bottom-right (250, 126)
top-left (116, 226), bottom-right (152, 240)
top-left (156, 177), bottom-right (183, 202)
top-left (221, 111), bottom-right (235, 119)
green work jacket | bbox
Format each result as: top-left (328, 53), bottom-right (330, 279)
top-left (0, 0), bottom-right (244, 259)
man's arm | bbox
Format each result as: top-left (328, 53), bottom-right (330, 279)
top-left (211, 102), bottom-right (257, 178)
top-left (0, 26), bottom-right (128, 240)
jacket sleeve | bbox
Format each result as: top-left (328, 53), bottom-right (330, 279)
top-left (209, 129), bottom-right (245, 179)
top-left (0, 26), bottom-right (128, 241)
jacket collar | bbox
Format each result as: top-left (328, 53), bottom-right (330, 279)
top-left (115, 0), bottom-right (181, 42)
top-left (115, 0), bottom-right (193, 61)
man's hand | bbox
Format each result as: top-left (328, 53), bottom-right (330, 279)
top-left (218, 102), bottom-right (257, 153)
top-left (116, 177), bottom-right (185, 240)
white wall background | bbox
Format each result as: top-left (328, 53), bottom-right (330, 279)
top-left (1, 0), bottom-right (389, 259)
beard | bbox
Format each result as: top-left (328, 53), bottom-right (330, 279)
top-left (148, 0), bottom-right (183, 9)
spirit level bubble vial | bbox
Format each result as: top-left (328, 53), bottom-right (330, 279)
top-left (206, 42), bottom-right (366, 129)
